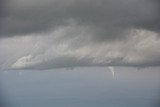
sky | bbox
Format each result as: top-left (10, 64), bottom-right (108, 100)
top-left (0, 0), bottom-right (160, 70)
top-left (0, 1), bottom-right (160, 107)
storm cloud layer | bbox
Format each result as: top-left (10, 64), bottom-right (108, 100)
top-left (0, 0), bottom-right (160, 70)
top-left (1, 0), bottom-right (160, 37)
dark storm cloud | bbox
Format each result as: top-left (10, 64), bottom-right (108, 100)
top-left (0, 0), bottom-right (6, 28)
top-left (0, 0), bottom-right (160, 70)
top-left (0, 0), bottom-right (160, 41)
top-left (0, 0), bottom-right (6, 16)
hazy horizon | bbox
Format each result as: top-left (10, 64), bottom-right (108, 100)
top-left (0, 67), bottom-right (160, 107)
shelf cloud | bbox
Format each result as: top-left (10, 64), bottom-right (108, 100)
top-left (0, 0), bottom-right (160, 70)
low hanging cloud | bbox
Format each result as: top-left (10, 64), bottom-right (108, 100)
top-left (0, 0), bottom-right (160, 70)
top-left (0, 24), bottom-right (160, 70)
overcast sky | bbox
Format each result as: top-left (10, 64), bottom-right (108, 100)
top-left (0, 0), bottom-right (160, 70)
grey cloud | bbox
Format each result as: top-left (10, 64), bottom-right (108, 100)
top-left (0, 0), bottom-right (160, 41)
top-left (0, 0), bottom-right (160, 70)
top-left (0, 27), bottom-right (160, 70)
top-left (0, 0), bottom-right (6, 28)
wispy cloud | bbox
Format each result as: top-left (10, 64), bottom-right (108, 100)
top-left (0, 25), bottom-right (159, 70)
